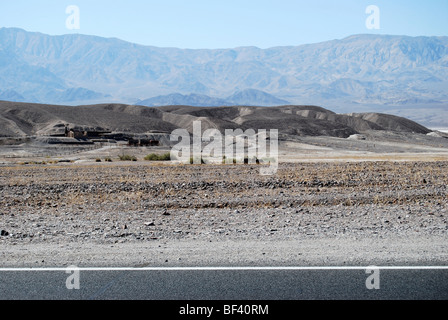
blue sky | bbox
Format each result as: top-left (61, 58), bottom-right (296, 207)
top-left (0, 0), bottom-right (447, 48)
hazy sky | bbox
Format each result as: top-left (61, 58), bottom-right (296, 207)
top-left (1, 0), bottom-right (447, 48)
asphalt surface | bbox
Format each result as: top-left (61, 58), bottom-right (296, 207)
top-left (0, 267), bottom-right (447, 300)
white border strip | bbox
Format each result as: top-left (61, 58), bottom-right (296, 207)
top-left (0, 266), bottom-right (447, 272)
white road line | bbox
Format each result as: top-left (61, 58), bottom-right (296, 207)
top-left (0, 266), bottom-right (447, 272)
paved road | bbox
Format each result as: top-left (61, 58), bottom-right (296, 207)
top-left (0, 267), bottom-right (447, 300)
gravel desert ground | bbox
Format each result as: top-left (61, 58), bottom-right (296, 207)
top-left (1, 151), bottom-right (447, 268)
top-left (1, 102), bottom-right (448, 268)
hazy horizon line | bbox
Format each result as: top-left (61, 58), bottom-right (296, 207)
top-left (2, 26), bottom-right (447, 51)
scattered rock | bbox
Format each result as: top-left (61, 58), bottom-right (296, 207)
top-left (347, 134), bottom-right (367, 141)
top-left (0, 161), bottom-right (446, 246)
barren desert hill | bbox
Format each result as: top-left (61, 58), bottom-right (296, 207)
top-left (0, 101), bottom-right (178, 136)
top-left (157, 104), bottom-right (431, 136)
top-left (0, 100), bottom-right (433, 139)
top-left (347, 112), bottom-right (431, 134)
top-left (156, 105), bottom-right (357, 137)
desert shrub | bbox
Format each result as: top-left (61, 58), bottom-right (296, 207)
top-left (222, 156), bottom-right (236, 164)
top-left (243, 156), bottom-right (260, 164)
top-left (222, 156), bottom-right (259, 164)
top-left (259, 157), bottom-right (277, 164)
top-left (189, 156), bottom-right (205, 164)
top-left (104, 157), bottom-right (112, 162)
top-left (95, 158), bottom-right (102, 162)
top-left (144, 153), bottom-right (171, 161)
top-left (119, 154), bottom-right (137, 161)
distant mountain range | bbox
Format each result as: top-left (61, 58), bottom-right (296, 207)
top-left (1, 28), bottom-right (448, 126)
top-left (137, 89), bottom-right (290, 107)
